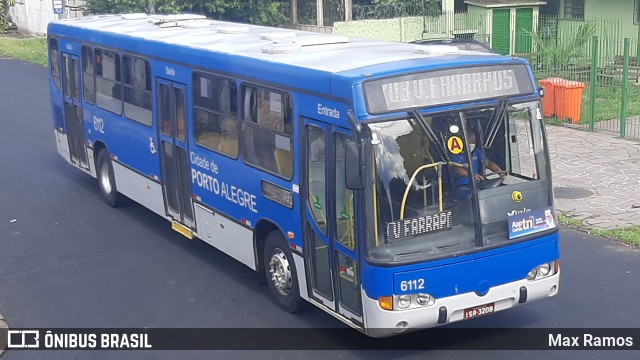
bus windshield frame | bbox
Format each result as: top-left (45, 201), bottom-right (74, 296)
top-left (363, 99), bottom-right (555, 265)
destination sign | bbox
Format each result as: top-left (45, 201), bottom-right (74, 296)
top-left (386, 211), bottom-right (453, 242)
top-left (364, 64), bottom-right (534, 114)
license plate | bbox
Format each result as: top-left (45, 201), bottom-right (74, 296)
top-left (463, 302), bottom-right (495, 320)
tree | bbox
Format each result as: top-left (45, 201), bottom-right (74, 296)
top-left (350, 0), bottom-right (441, 20)
top-left (85, 0), bottom-right (289, 26)
top-left (85, 0), bottom-right (150, 14)
top-left (0, 0), bottom-right (16, 33)
top-left (529, 22), bottom-right (596, 71)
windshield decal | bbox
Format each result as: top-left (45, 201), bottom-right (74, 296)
top-left (386, 211), bottom-right (453, 242)
top-left (447, 136), bottom-right (464, 154)
top-left (508, 206), bottom-right (555, 239)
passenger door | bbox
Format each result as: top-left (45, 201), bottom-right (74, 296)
top-left (61, 53), bottom-right (89, 170)
top-left (303, 118), bottom-right (362, 324)
top-left (157, 79), bottom-right (195, 229)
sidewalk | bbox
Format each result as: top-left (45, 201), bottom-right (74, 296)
top-left (548, 125), bottom-right (640, 229)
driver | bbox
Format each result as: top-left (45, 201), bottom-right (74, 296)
top-left (450, 129), bottom-right (504, 200)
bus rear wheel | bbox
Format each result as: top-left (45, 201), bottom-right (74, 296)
top-left (264, 231), bottom-right (301, 313)
top-left (96, 149), bottom-right (122, 207)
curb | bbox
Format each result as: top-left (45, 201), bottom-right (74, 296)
top-left (0, 311), bottom-right (7, 357)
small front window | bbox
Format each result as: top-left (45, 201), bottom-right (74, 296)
top-left (49, 39), bottom-right (61, 91)
top-left (307, 125), bottom-right (327, 235)
top-left (335, 133), bottom-right (355, 250)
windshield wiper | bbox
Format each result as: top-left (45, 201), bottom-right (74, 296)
top-left (483, 99), bottom-right (508, 148)
top-left (411, 109), bottom-right (450, 163)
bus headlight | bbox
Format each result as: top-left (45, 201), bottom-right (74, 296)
top-left (527, 261), bottom-right (557, 281)
top-left (397, 295), bottom-right (411, 309)
top-left (416, 293), bottom-right (434, 306)
top-left (388, 293), bottom-right (436, 311)
top-left (538, 263), bottom-right (551, 276)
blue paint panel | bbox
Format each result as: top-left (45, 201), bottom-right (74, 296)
top-left (187, 92), bottom-right (348, 250)
top-left (360, 233), bottom-right (559, 299)
top-left (57, 38), bottom-right (80, 55)
top-left (296, 93), bottom-right (350, 127)
top-left (88, 105), bottom-right (160, 179)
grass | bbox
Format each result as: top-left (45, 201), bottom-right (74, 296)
top-left (579, 85), bottom-right (640, 124)
top-left (591, 227), bottom-right (640, 247)
top-left (0, 35), bottom-right (48, 66)
top-left (543, 85), bottom-right (640, 126)
top-left (557, 211), bottom-right (583, 227)
top-left (557, 211), bottom-right (640, 248)
top-left (536, 63), bottom-right (640, 126)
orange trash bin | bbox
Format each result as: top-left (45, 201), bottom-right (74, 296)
top-left (538, 77), bottom-right (563, 117)
top-left (554, 79), bottom-right (586, 124)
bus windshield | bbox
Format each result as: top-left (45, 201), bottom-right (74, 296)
top-left (366, 101), bottom-right (550, 264)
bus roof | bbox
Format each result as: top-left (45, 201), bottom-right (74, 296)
top-left (48, 14), bottom-right (526, 101)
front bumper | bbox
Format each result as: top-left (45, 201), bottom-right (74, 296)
top-left (362, 272), bottom-right (559, 338)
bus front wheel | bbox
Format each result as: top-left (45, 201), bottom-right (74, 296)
top-left (96, 149), bottom-right (121, 207)
top-left (264, 231), bottom-right (301, 313)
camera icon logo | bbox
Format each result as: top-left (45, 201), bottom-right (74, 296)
top-left (512, 191), bottom-right (523, 203)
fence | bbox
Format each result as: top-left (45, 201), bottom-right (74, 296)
top-left (513, 16), bottom-right (640, 139)
top-left (591, 37), bottom-right (640, 138)
top-left (296, 1), bottom-right (435, 28)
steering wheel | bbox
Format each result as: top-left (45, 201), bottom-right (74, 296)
top-left (478, 171), bottom-right (508, 189)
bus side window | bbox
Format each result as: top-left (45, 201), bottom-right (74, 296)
top-left (241, 85), bottom-right (293, 179)
top-left (123, 55), bottom-right (152, 126)
top-left (94, 48), bottom-right (123, 115)
top-left (81, 45), bottom-right (95, 104)
top-left (193, 73), bottom-right (238, 158)
top-left (49, 38), bottom-right (61, 91)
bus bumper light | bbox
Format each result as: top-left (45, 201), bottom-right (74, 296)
top-left (394, 321), bottom-right (408, 333)
top-left (379, 293), bottom-right (437, 311)
top-left (378, 296), bottom-right (393, 310)
top-left (548, 285), bottom-right (558, 296)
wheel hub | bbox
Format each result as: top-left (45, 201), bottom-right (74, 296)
top-left (268, 249), bottom-right (292, 296)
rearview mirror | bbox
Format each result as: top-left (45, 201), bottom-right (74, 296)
top-left (345, 140), bottom-right (365, 190)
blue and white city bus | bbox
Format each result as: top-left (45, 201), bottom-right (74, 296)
top-left (47, 13), bottom-right (559, 337)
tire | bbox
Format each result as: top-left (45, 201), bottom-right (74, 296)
top-left (263, 231), bottom-right (301, 313)
top-left (96, 149), bottom-right (122, 207)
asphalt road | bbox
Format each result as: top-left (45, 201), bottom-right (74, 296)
top-left (1, 58), bottom-right (639, 359)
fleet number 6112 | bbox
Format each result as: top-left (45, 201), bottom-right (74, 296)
top-left (400, 279), bottom-right (425, 291)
